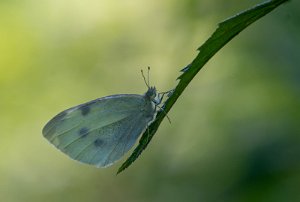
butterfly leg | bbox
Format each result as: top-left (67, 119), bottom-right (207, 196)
top-left (156, 89), bottom-right (174, 105)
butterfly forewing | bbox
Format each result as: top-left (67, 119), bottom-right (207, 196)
top-left (43, 94), bottom-right (155, 167)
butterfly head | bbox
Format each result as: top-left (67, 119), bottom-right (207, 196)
top-left (145, 86), bottom-right (157, 101)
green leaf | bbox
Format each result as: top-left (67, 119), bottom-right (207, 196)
top-left (117, 0), bottom-right (290, 174)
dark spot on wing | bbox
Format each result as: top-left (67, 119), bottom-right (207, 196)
top-left (94, 138), bottom-right (104, 147)
top-left (79, 127), bottom-right (89, 138)
top-left (80, 105), bottom-right (90, 116)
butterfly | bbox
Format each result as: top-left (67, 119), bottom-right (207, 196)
top-left (42, 69), bottom-right (166, 167)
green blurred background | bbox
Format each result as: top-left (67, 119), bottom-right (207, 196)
top-left (1, 1), bottom-right (299, 202)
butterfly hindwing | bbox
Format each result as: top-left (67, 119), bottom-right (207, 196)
top-left (43, 94), bottom-right (155, 167)
top-left (74, 112), bottom-right (148, 167)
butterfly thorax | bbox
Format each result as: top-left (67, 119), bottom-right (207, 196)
top-left (142, 87), bottom-right (157, 117)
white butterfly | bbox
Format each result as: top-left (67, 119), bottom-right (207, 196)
top-left (43, 70), bottom-right (164, 168)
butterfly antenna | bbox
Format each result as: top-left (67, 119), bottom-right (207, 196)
top-left (147, 66), bottom-right (150, 87)
top-left (141, 69), bottom-right (150, 88)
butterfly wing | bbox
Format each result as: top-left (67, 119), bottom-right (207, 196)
top-left (43, 94), bottom-right (155, 167)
